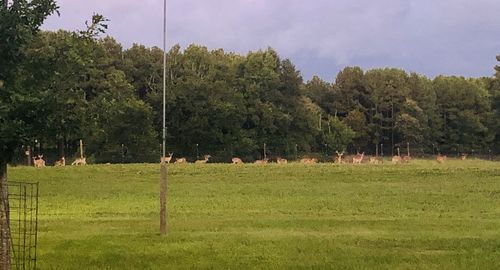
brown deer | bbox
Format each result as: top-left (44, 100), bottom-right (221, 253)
top-left (335, 151), bottom-right (345, 164)
top-left (232, 157), bottom-right (244, 164)
top-left (300, 158), bottom-right (318, 164)
top-left (33, 155), bottom-right (46, 168)
top-left (461, 154), bottom-right (467, 160)
top-left (352, 152), bottom-right (365, 164)
top-left (54, 157), bottom-right (66, 167)
top-left (436, 154), bottom-right (447, 163)
top-left (402, 143), bottom-right (411, 163)
top-left (174, 158), bottom-right (187, 164)
top-left (195, 155), bottom-right (211, 164)
top-left (369, 156), bottom-right (382, 164)
top-left (392, 147), bottom-right (402, 164)
top-left (276, 157), bottom-right (288, 164)
top-left (161, 153), bottom-right (174, 164)
top-left (254, 158), bottom-right (269, 164)
top-left (71, 157), bottom-right (87, 166)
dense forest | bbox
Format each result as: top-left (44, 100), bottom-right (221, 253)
top-left (5, 26), bottom-right (500, 163)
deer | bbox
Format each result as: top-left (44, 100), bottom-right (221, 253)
top-left (352, 152), bottom-right (365, 164)
top-left (461, 154), bottom-right (467, 160)
top-left (300, 158), bottom-right (318, 164)
top-left (369, 156), bottom-right (382, 164)
top-left (161, 153), bottom-right (174, 164)
top-left (54, 157), bottom-right (66, 167)
top-left (72, 157), bottom-right (87, 166)
top-left (195, 155), bottom-right (211, 164)
top-left (335, 151), bottom-right (345, 164)
top-left (392, 147), bottom-right (402, 164)
top-left (33, 155), bottom-right (46, 168)
top-left (232, 157), bottom-right (244, 164)
top-left (402, 143), bottom-right (411, 163)
top-left (254, 158), bottom-right (269, 164)
top-left (276, 157), bottom-right (288, 164)
top-left (436, 154), bottom-right (447, 163)
top-left (174, 157), bottom-right (187, 164)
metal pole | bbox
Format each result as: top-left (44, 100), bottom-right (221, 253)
top-left (160, 0), bottom-right (168, 236)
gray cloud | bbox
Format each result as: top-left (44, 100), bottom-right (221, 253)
top-left (43, 0), bottom-right (500, 80)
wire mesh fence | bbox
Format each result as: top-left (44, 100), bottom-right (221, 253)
top-left (7, 182), bottom-right (39, 270)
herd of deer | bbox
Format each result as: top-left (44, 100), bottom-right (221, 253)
top-left (33, 155), bottom-right (87, 168)
top-left (159, 151), bottom-right (460, 165)
top-left (30, 151), bottom-right (464, 168)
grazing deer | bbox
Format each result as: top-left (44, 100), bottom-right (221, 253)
top-left (72, 157), bottom-right (87, 166)
top-left (161, 153), bottom-right (174, 164)
top-left (402, 142), bottom-right (411, 163)
top-left (352, 152), bottom-right (365, 164)
top-left (232, 157), bottom-right (244, 164)
top-left (276, 157), bottom-right (288, 164)
top-left (54, 157), bottom-right (66, 167)
top-left (195, 155), bottom-right (211, 164)
top-left (369, 157), bottom-right (381, 164)
top-left (254, 158), bottom-right (269, 164)
top-left (300, 158), bottom-right (318, 164)
top-left (174, 158), bottom-right (187, 164)
top-left (436, 154), bottom-right (447, 163)
top-left (335, 151), bottom-right (345, 164)
top-left (461, 154), bottom-right (467, 160)
top-left (33, 155), bottom-right (46, 168)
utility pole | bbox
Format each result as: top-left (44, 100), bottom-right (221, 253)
top-left (159, 0), bottom-right (168, 236)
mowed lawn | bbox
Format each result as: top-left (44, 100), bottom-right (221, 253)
top-left (9, 160), bottom-right (500, 269)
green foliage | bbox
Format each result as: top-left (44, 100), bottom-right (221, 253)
top-left (85, 97), bottom-right (158, 163)
top-left (0, 0), bottom-right (58, 161)
top-left (3, 13), bottom-right (499, 163)
top-left (322, 117), bottom-right (356, 152)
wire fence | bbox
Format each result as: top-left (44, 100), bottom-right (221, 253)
top-left (7, 182), bottom-right (39, 270)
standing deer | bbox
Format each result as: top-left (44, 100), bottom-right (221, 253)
top-left (352, 152), bottom-right (365, 164)
top-left (254, 158), bottom-right (269, 164)
top-left (174, 158), bottom-right (187, 164)
top-left (232, 157), bottom-right (244, 164)
top-left (161, 153), bottom-right (174, 164)
top-left (195, 155), bottom-right (211, 164)
top-left (436, 154), bottom-right (447, 163)
top-left (277, 157), bottom-right (288, 164)
top-left (392, 148), bottom-right (402, 164)
top-left (54, 157), bottom-right (66, 167)
top-left (33, 155), bottom-right (46, 168)
top-left (335, 151), bottom-right (345, 164)
top-left (300, 158), bottom-right (318, 164)
top-left (72, 157), bottom-right (87, 166)
top-left (461, 154), bottom-right (467, 160)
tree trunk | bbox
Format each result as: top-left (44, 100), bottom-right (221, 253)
top-left (58, 137), bottom-right (65, 159)
top-left (0, 161), bottom-right (11, 269)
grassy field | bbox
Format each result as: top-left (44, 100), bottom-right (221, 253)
top-left (9, 159), bottom-right (500, 269)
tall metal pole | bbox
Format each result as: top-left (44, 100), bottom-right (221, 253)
top-left (159, 0), bottom-right (168, 236)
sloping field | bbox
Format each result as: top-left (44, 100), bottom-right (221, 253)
top-left (9, 160), bottom-right (500, 269)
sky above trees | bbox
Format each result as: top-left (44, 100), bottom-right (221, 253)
top-left (42, 0), bottom-right (500, 80)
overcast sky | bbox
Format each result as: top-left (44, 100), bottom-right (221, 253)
top-left (42, 0), bottom-right (500, 81)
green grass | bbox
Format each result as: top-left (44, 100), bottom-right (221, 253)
top-left (9, 159), bottom-right (500, 269)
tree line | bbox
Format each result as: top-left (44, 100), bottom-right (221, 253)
top-left (4, 24), bottom-right (500, 164)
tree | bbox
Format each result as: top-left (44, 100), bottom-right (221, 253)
top-left (490, 56), bottom-right (500, 152)
top-left (0, 1), bottom-right (58, 267)
top-left (433, 76), bottom-right (492, 154)
top-left (322, 117), bottom-right (356, 153)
